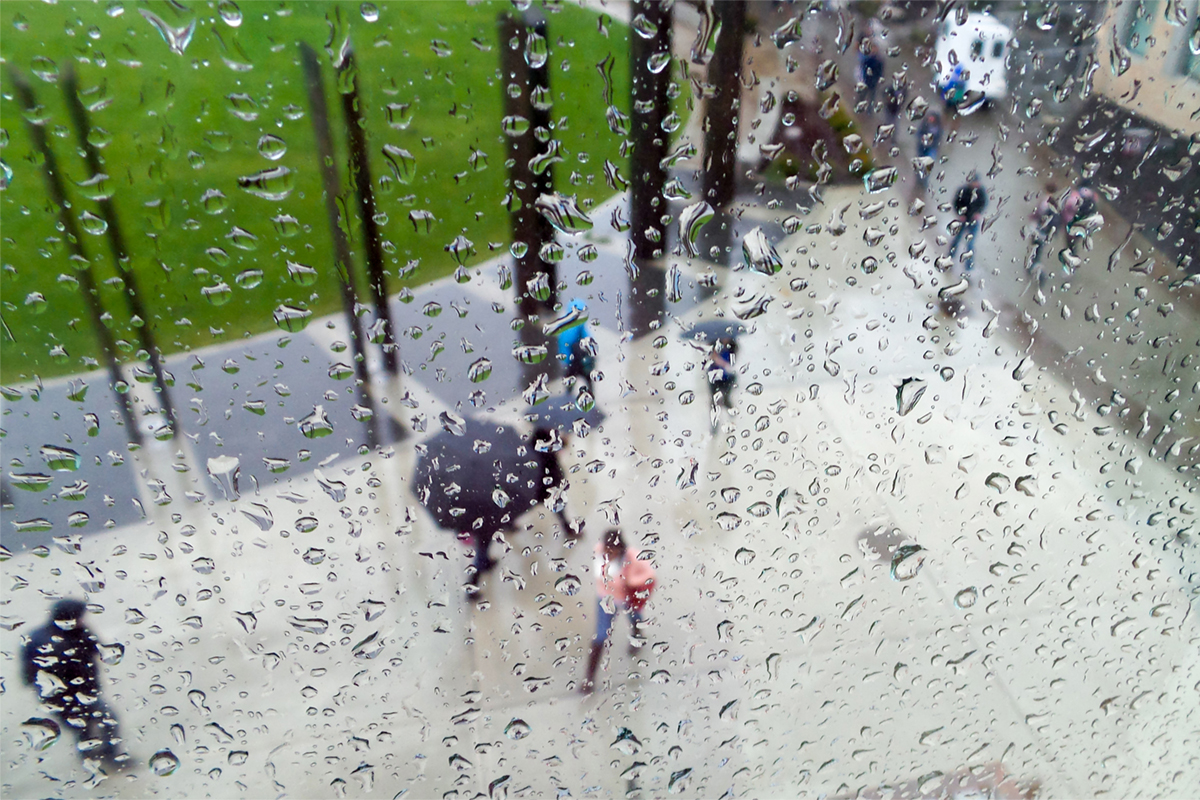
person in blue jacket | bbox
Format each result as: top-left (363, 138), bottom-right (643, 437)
top-left (556, 299), bottom-right (595, 393)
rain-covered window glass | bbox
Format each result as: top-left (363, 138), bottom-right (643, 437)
top-left (2, 1), bottom-right (1199, 798)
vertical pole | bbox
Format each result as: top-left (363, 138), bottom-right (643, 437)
top-left (299, 43), bottom-right (380, 448)
top-left (500, 7), bottom-right (558, 386)
top-left (61, 65), bottom-right (179, 437)
top-left (11, 71), bottom-right (142, 445)
top-left (338, 49), bottom-right (400, 378)
top-left (701, 0), bottom-right (745, 211)
top-left (629, 0), bottom-right (673, 263)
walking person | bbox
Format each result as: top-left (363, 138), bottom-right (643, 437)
top-left (706, 336), bottom-right (739, 431)
top-left (22, 599), bottom-right (126, 773)
top-left (1024, 182), bottom-right (1059, 290)
top-left (579, 529), bottom-right (656, 694)
top-left (556, 299), bottom-right (595, 396)
top-left (949, 172), bottom-right (988, 277)
top-left (855, 38), bottom-right (885, 113)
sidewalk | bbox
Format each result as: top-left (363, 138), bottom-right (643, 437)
top-left (3, 171), bottom-right (1197, 797)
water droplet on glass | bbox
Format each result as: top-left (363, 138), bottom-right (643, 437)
top-left (444, 235), bottom-right (474, 266)
top-left (202, 282), bottom-right (233, 306)
top-left (241, 502), bottom-right (274, 531)
top-left (524, 29), bottom-right (548, 68)
top-left (504, 718), bottom-right (531, 740)
top-left (468, 358), bottom-right (492, 383)
top-left (272, 213), bottom-right (300, 237)
top-left (360, 2), bottom-right (379, 22)
top-left (21, 717), bottom-right (61, 751)
top-left (863, 166), bottom-right (898, 194)
top-left (217, 0), bottom-right (242, 27)
top-left (690, 2), bottom-right (720, 63)
top-left (679, 201), bottom-right (715, 258)
top-left (150, 749), bottom-right (180, 776)
top-left (10, 473), bottom-right (54, 492)
top-left (382, 144), bottom-right (416, 183)
top-left (287, 262), bottom-right (319, 286)
top-left (40, 445), bottom-right (81, 472)
top-left (896, 378), bottom-right (926, 416)
top-left (954, 587), bottom-right (978, 609)
top-left (889, 544), bottom-right (925, 582)
top-left (742, 226), bottom-right (782, 275)
top-left (273, 304), bottom-right (312, 332)
top-left (535, 193), bottom-right (593, 235)
top-left (257, 134), bottom-right (287, 161)
top-left (299, 406), bottom-right (334, 439)
top-left (235, 269), bottom-right (263, 289)
top-left (79, 211), bottom-right (108, 235)
top-left (542, 303), bottom-right (587, 337)
top-left (238, 166), bottom-right (293, 200)
top-left (226, 226), bottom-right (258, 250)
top-left (526, 272), bottom-right (551, 302)
top-left (513, 345), bottom-right (548, 364)
top-left (554, 574), bottom-right (582, 596)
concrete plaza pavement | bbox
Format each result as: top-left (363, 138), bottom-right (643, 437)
top-left (3, 176), bottom-right (1197, 798)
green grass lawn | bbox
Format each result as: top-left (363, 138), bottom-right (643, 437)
top-left (0, 1), bottom-right (640, 383)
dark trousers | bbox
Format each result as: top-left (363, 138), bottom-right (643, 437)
top-left (949, 219), bottom-right (980, 273)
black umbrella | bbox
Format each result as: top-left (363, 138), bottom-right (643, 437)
top-left (680, 318), bottom-right (748, 346)
top-left (524, 393), bottom-right (607, 436)
top-left (413, 416), bottom-right (544, 536)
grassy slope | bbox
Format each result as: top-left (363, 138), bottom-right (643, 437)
top-left (0, 1), bottom-right (633, 383)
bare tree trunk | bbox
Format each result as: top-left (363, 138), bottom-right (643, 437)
top-left (701, 0), bottom-right (746, 211)
top-left (12, 70), bottom-right (142, 445)
top-left (299, 43), bottom-right (380, 448)
top-left (62, 65), bottom-right (179, 439)
top-left (338, 50), bottom-right (401, 379)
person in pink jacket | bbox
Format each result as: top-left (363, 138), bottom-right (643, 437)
top-left (579, 529), bottom-right (655, 694)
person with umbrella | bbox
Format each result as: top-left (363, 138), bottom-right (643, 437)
top-left (579, 529), bottom-right (656, 695)
top-left (681, 319), bottom-right (745, 432)
top-left (707, 336), bottom-right (739, 430)
top-left (21, 599), bottom-right (127, 772)
top-left (415, 417), bottom-right (551, 593)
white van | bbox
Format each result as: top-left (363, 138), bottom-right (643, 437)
top-left (935, 13), bottom-right (1013, 102)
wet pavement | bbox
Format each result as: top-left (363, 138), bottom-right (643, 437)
top-left (2, 5), bottom-right (1198, 799)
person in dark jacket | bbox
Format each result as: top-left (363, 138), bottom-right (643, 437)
top-left (856, 39), bottom-right (885, 112)
top-left (949, 172), bottom-right (988, 274)
top-left (22, 599), bottom-right (125, 771)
